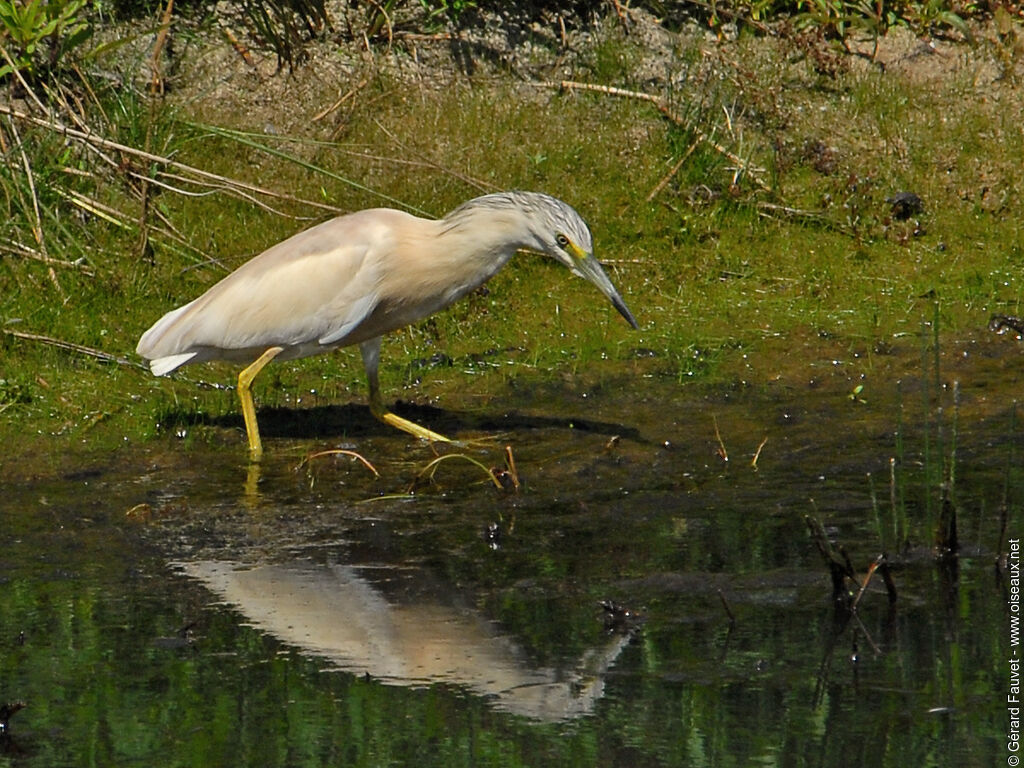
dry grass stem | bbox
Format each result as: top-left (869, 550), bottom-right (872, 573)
top-left (0, 239), bottom-right (95, 275)
top-left (301, 449), bottom-right (380, 477)
top-left (0, 106), bottom-right (344, 215)
top-left (712, 414), bottom-right (728, 461)
top-left (372, 119), bottom-right (496, 194)
top-left (751, 436), bottom-right (768, 468)
top-left (313, 77), bottom-right (369, 122)
top-left (149, 0), bottom-right (175, 96)
top-left (849, 556), bottom-right (882, 612)
top-left (222, 25), bottom-right (257, 68)
top-left (533, 80), bottom-right (770, 191)
top-left (414, 453), bottom-right (505, 491)
top-left (3, 329), bottom-right (139, 367)
top-left (646, 138), bottom-right (699, 202)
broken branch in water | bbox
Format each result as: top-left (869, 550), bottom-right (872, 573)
top-left (805, 514), bottom-right (855, 601)
top-left (490, 444), bottom-right (520, 492)
top-left (850, 555), bottom-right (896, 612)
top-left (807, 517), bottom-right (898, 611)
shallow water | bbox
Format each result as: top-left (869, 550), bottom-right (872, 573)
top-left (1, 333), bottom-right (1020, 767)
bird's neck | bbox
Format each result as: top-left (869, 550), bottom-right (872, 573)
top-left (437, 206), bottom-right (542, 272)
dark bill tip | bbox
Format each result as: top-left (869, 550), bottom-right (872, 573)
top-left (611, 293), bottom-right (639, 330)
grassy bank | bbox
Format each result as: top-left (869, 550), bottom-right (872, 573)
top-left (1, 11), bottom-right (1021, 454)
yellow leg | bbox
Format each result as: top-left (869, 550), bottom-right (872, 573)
top-left (360, 338), bottom-right (451, 443)
top-left (238, 346), bottom-right (284, 460)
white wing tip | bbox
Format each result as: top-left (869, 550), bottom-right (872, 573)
top-left (148, 352), bottom-right (197, 376)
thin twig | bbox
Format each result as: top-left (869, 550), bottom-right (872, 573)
top-left (849, 610), bottom-right (883, 654)
top-left (0, 44), bottom-right (48, 113)
top-left (751, 436), bottom-right (768, 468)
top-left (717, 589), bottom-right (736, 624)
top-left (492, 444), bottom-right (521, 491)
top-left (392, 31), bottom-right (454, 41)
top-left (139, 170), bottom-right (318, 220)
top-left (0, 105), bottom-right (344, 215)
top-left (149, 0), bottom-right (175, 96)
top-left (52, 186), bottom-right (211, 263)
top-left (0, 240), bottom-right (94, 274)
top-left (531, 79), bottom-right (770, 191)
top-left (222, 25), bottom-right (257, 68)
top-left (6, 116), bottom-right (63, 300)
top-left (646, 138), bottom-right (699, 202)
top-left (756, 201), bottom-right (830, 225)
top-left (195, 120), bottom-right (422, 214)
top-left (41, 80), bottom-right (90, 133)
top-left (712, 414), bottom-right (728, 462)
top-left (71, 63), bottom-right (109, 124)
top-left (3, 329), bottom-right (141, 368)
top-left (54, 186), bottom-right (134, 229)
top-left (850, 556), bottom-right (882, 612)
top-left (312, 77), bottom-right (369, 122)
top-left (373, 119), bottom-right (496, 193)
top-left (609, 0), bottom-right (630, 27)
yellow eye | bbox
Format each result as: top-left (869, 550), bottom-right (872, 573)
top-left (555, 234), bottom-right (570, 249)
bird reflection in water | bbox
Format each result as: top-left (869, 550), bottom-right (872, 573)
top-left (181, 560), bottom-right (635, 722)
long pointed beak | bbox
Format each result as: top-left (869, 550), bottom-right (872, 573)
top-left (574, 254), bottom-right (639, 329)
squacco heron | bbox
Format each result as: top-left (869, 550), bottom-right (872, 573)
top-left (137, 191), bottom-right (637, 458)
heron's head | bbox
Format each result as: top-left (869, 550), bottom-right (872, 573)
top-left (455, 191), bottom-right (639, 329)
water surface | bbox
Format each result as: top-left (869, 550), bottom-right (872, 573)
top-left (1, 333), bottom-right (1019, 766)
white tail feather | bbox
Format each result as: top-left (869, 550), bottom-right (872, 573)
top-left (149, 352), bottom-right (197, 376)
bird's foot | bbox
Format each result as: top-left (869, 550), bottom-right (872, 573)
top-left (376, 409), bottom-right (452, 444)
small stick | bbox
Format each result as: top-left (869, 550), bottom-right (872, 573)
top-left (837, 544), bottom-right (857, 582)
top-left (531, 80), bottom-right (771, 190)
top-left (646, 138), bottom-right (699, 202)
top-left (312, 77), bottom-right (369, 122)
top-left (805, 514), bottom-right (855, 599)
top-left (849, 611), bottom-right (882, 655)
top-left (6, 116), bottom-right (62, 300)
top-left (609, 0), bottom-right (629, 27)
top-left (149, 0), bottom-right (175, 96)
top-left (0, 240), bottom-right (94, 274)
top-left (391, 31), bottom-right (454, 41)
top-left (0, 45), bottom-right (47, 113)
top-left (889, 456), bottom-right (899, 542)
top-left (717, 588), bottom-right (736, 624)
top-left (40, 80), bottom-right (89, 134)
top-left (877, 557), bottom-right (897, 604)
top-left (751, 436), bottom-right (768, 469)
top-left (850, 556), bottom-right (882, 612)
top-left (503, 445), bottom-right (520, 489)
top-left (3, 329), bottom-right (140, 367)
top-left (712, 414), bottom-right (728, 461)
top-left (222, 25), bottom-right (257, 68)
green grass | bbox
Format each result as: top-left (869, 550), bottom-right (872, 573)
top-left (1, 22), bottom-right (1021, 455)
